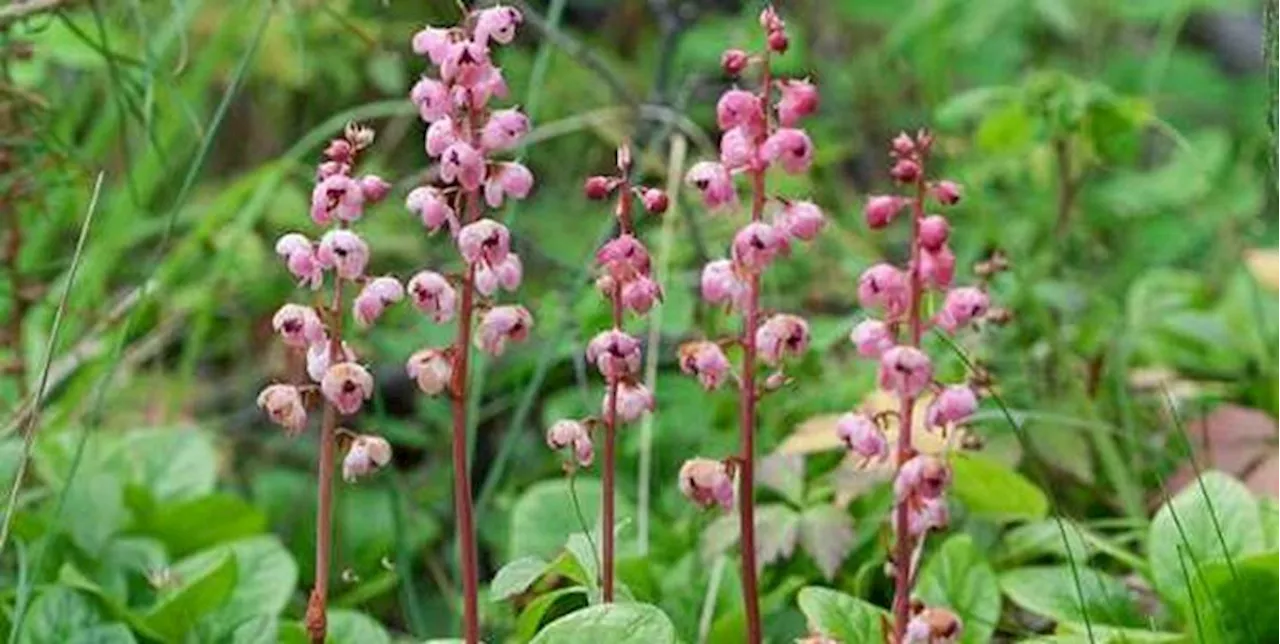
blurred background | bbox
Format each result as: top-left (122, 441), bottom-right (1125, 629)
top-left (0, 0), bottom-right (1276, 642)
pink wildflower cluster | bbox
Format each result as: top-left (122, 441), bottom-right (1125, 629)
top-left (844, 129), bottom-right (995, 641)
top-left (257, 122), bottom-right (396, 483)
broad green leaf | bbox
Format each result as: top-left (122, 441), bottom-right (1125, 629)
top-left (917, 535), bottom-right (1001, 644)
top-left (134, 493), bottom-right (266, 557)
top-left (530, 603), bottom-right (676, 644)
top-left (797, 505), bottom-right (855, 580)
top-left (55, 564), bottom-right (162, 639)
top-left (327, 610), bottom-right (391, 644)
top-left (179, 536), bottom-right (298, 638)
top-left (1147, 471), bottom-right (1265, 613)
top-left (796, 586), bottom-right (886, 643)
top-left (18, 586), bottom-right (104, 644)
top-left (510, 479), bottom-right (606, 560)
top-left (122, 427), bottom-right (218, 502)
top-left (950, 453), bottom-right (1047, 522)
top-left (1187, 551), bottom-right (1279, 644)
top-left (1258, 498), bottom-right (1278, 549)
top-left (1000, 566), bottom-right (1143, 628)
top-left (491, 556), bottom-right (550, 601)
top-left (998, 520), bottom-right (1092, 565)
top-left (143, 552), bottom-right (237, 641)
top-left (565, 532), bottom-right (600, 590)
top-left (935, 86), bottom-right (1016, 129)
top-left (66, 623), bottom-right (136, 644)
top-left (516, 587), bottom-right (587, 641)
top-left (758, 453), bottom-right (805, 506)
top-left (225, 616), bottom-right (279, 644)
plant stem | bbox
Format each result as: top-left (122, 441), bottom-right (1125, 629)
top-left (307, 274), bottom-right (345, 644)
top-left (601, 171), bottom-right (634, 602)
top-left (891, 169), bottom-right (928, 642)
top-left (452, 249), bottom-right (481, 643)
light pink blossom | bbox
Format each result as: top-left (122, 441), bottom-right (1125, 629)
top-left (685, 161), bottom-right (737, 211)
top-left (272, 304), bottom-right (326, 348)
top-left (934, 286), bottom-right (989, 333)
top-left (586, 329), bottom-right (642, 381)
top-left (756, 313), bottom-right (810, 366)
top-left (473, 5), bottom-right (522, 45)
top-left (483, 162), bottom-right (534, 208)
top-left (608, 382), bottom-right (654, 423)
top-left (475, 305), bottom-right (533, 356)
top-left (919, 245), bottom-right (955, 290)
top-left (775, 78), bottom-right (818, 126)
top-left (716, 89), bottom-right (765, 135)
top-left (439, 141), bottom-right (486, 191)
top-left (406, 270), bottom-right (458, 323)
top-left (894, 455), bottom-right (951, 502)
top-left (406, 186), bottom-right (456, 233)
top-left (858, 263), bottom-right (910, 316)
top-left (596, 234), bottom-right (651, 282)
top-left (760, 128), bottom-right (813, 174)
top-left (731, 221), bottom-right (788, 273)
top-left (774, 200), bottom-right (825, 241)
top-left (321, 362), bottom-right (374, 415)
top-left (306, 341), bottom-right (356, 384)
top-left (353, 276), bottom-right (405, 328)
top-left (425, 117), bottom-right (460, 157)
top-left (316, 229), bottom-right (370, 280)
top-left (719, 126), bottom-right (756, 170)
top-left (474, 253), bottom-right (522, 296)
top-left (849, 319), bottom-right (895, 359)
top-left (621, 275), bottom-right (662, 314)
top-left (878, 345), bottom-right (933, 398)
top-left (480, 108), bottom-right (529, 151)
top-left (679, 458), bottom-right (734, 509)
top-left (311, 174), bottom-right (365, 224)
top-left (919, 215), bottom-right (949, 251)
top-left (700, 259), bottom-right (747, 307)
top-left (546, 419), bottom-right (593, 467)
top-left (864, 195), bottom-right (906, 229)
top-left (406, 348), bottom-right (453, 396)
top-left (411, 76), bottom-right (450, 122)
top-left (342, 434), bottom-right (393, 482)
top-left (275, 233), bottom-right (323, 289)
top-left (678, 341), bottom-right (731, 390)
top-left (411, 25), bottom-right (452, 64)
top-left (257, 384), bottom-right (307, 435)
top-left (836, 412), bottom-right (888, 461)
top-left (927, 385), bottom-right (978, 428)
top-left (456, 219), bottom-right (511, 266)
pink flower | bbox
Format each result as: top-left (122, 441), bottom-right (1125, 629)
top-left (272, 304), bottom-right (326, 348)
top-left (759, 5), bottom-right (785, 31)
top-left (475, 305), bottom-right (533, 356)
top-left (456, 219), bottom-right (511, 266)
top-left (721, 49), bottom-right (749, 76)
top-left (406, 270), bottom-right (458, 323)
top-left (878, 345), bottom-right (933, 398)
top-left (406, 186), bottom-right (457, 233)
top-left (480, 108), bottom-right (529, 151)
top-left (257, 384), bottom-right (307, 435)
top-left (907, 497), bottom-right (951, 539)
top-left (410, 76), bottom-right (450, 122)
top-left (905, 608), bottom-right (963, 644)
top-left (760, 128), bottom-right (813, 174)
top-left (686, 161), bottom-right (737, 211)
top-left (483, 162), bottom-right (534, 208)
top-left (473, 5), bottom-right (522, 45)
top-left (719, 126), bottom-right (756, 170)
top-left (353, 276), bottom-right (405, 328)
top-left (858, 263), bottom-right (909, 316)
top-left (700, 259), bottom-right (746, 307)
top-left (316, 229), bottom-right (370, 280)
top-left (321, 362), bottom-right (374, 415)
top-left (767, 29), bottom-right (788, 53)
top-left (864, 195), bottom-right (906, 229)
top-left (891, 132), bottom-right (915, 156)
top-left (932, 180), bottom-right (962, 206)
top-left (306, 341), bottom-right (356, 384)
top-left (934, 286), bottom-right (989, 333)
top-left (324, 139), bottom-right (352, 163)
top-left (919, 215), bottom-right (949, 251)
top-left (756, 313), bottom-right (810, 366)
top-left (311, 174), bottom-right (365, 224)
top-left (641, 188), bottom-right (669, 214)
top-left (776, 78), bottom-right (819, 126)
top-left (919, 245), bottom-right (955, 290)
top-left (411, 25), bottom-right (452, 64)
top-left (775, 200), bottom-right (825, 241)
top-left (584, 175), bottom-right (615, 200)
top-left (679, 458), bottom-right (734, 509)
top-left (716, 89), bottom-right (765, 135)
top-left (596, 234), bottom-right (651, 282)
top-left (678, 341), bottom-right (731, 390)
top-left (894, 455), bottom-right (951, 501)
top-left (608, 382), bottom-right (654, 423)
top-left (835, 412), bottom-right (888, 461)
top-left (891, 158), bottom-right (921, 183)
top-left (587, 329), bottom-right (642, 381)
top-left (731, 221), bottom-right (788, 272)
top-left (849, 319), bottom-right (895, 359)
top-left (474, 253), bottom-right (522, 296)
top-left (621, 275), bottom-right (662, 314)
top-left (406, 348), bottom-right (453, 396)
top-left (342, 434), bottom-right (393, 482)
top-left (275, 233), bottom-right (323, 289)
top-left (359, 175), bottom-right (391, 203)
top-left (425, 117), bottom-right (460, 157)
top-left (927, 385), bottom-right (977, 428)
top-left (440, 39), bottom-right (492, 87)
top-left (467, 65), bottom-right (509, 107)
top-left (546, 419), bottom-right (593, 467)
top-left (439, 141), bottom-right (486, 191)
top-left (316, 161), bottom-right (350, 180)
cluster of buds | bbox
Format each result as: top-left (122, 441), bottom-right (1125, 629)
top-left (405, 3), bottom-right (534, 394)
top-left (678, 4), bottom-right (824, 510)
top-left (545, 145), bottom-right (664, 468)
top-left (256, 123), bottom-right (396, 482)
top-left (845, 130), bottom-right (997, 640)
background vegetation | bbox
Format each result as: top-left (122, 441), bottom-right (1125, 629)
top-left (0, 0), bottom-right (1276, 642)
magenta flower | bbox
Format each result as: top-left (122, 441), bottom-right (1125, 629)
top-left (316, 229), bottom-right (370, 280)
top-left (932, 180), bottom-right (962, 206)
top-left (774, 200), bottom-right (825, 241)
top-left (678, 458), bottom-right (734, 509)
top-left (311, 174), bottom-right (365, 224)
top-left (934, 286), bottom-right (989, 333)
top-left (359, 175), bottom-right (391, 203)
top-left (731, 221), bottom-right (788, 273)
top-left (306, 340), bottom-right (356, 384)
top-left (864, 195), bottom-right (906, 229)
top-left (473, 5), bottom-right (522, 45)
top-left (878, 345), bottom-right (933, 398)
top-left (760, 128), bottom-right (813, 174)
top-left (411, 77), bottom-right (450, 122)
top-left (836, 412), bottom-right (888, 461)
top-left (907, 497), bottom-right (951, 539)
top-left (891, 158), bottom-right (921, 183)
top-left (640, 188), bottom-right (669, 214)
top-left (858, 263), bottom-right (910, 316)
top-left (719, 126), bottom-right (756, 170)
top-left (483, 162), bottom-right (534, 208)
top-left (475, 305), bottom-right (533, 356)
top-left (320, 362), bottom-right (374, 415)
top-left (456, 218), bottom-right (511, 266)
top-left (275, 233), bottom-right (323, 290)
top-left (405, 186), bottom-right (456, 233)
top-left (775, 78), bottom-right (819, 126)
top-left (678, 341), bottom-right (732, 390)
top-left (700, 259), bottom-right (747, 307)
top-left (621, 275), bottom-right (662, 314)
top-left (927, 385), bottom-right (978, 428)
top-left (586, 329), bottom-right (642, 382)
top-left (894, 455), bottom-right (951, 502)
top-left (353, 276), bottom-right (405, 328)
top-left (406, 347), bottom-right (453, 396)
top-left (480, 108), bottom-right (529, 151)
top-left (596, 234), bottom-right (652, 281)
top-left (849, 319), bottom-right (895, 359)
top-left (272, 303), bottom-right (326, 348)
top-left (440, 141), bottom-right (486, 191)
top-left (257, 384), bottom-right (308, 435)
top-left (474, 253), bottom-right (522, 296)
top-left (440, 39), bottom-right (492, 87)
top-left (918, 215), bottom-right (950, 251)
top-left (411, 25), bottom-right (451, 64)
top-left (756, 313), bottom-right (810, 366)
top-left (426, 117), bottom-right (461, 157)
top-left (918, 245), bottom-right (955, 290)
top-left (685, 161), bottom-right (737, 210)
top-left (546, 419), bottom-right (594, 467)
top-left (608, 381), bottom-right (654, 423)
top-left (716, 88), bottom-right (765, 135)
top-left (721, 48), bottom-right (749, 76)
top-left (406, 270), bottom-right (458, 323)
top-left (342, 434), bottom-right (393, 482)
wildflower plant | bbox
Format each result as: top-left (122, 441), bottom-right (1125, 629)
top-left (257, 123), bottom-right (397, 643)
top-left (679, 6), bottom-right (824, 641)
top-left (544, 144), bottom-right (666, 602)
top-left (406, 5), bottom-right (533, 641)
top-left (844, 130), bottom-right (995, 642)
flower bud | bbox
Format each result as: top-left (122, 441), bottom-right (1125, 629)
top-left (716, 89), bottom-right (765, 135)
top-left (891, 132), bottom-right (915, 157)
top-left (835, 412), bottom-right (888, 461)
top-left (584, 175), bottom-right (615, 200)
top-left (760, 127), bottom-right (813, 174)
top-left (756, 313), bottom-right (810, 366)
top-left (731, 222), bottom-right (788, 272)
top-left (934, 286), bottom-right (989, 333)
top-left (877, 345), bottom-right (933, 398)
top-left (933, 180), bottom-right (962, 205)
top-left (918, 215), bottom-right (950, 251)
top-left (607, 382), bottom-right (654, 423)
top-left (776, 78), bottom-right (819, 127)
top-left (641, 188), bottom-right (669, 214)
top-left (721, 48), bottom-right (749, 76)
top-left (906, 607), bottom-right (963, 644)
top-left (342, 434), bottom-right (392, 482)
top-left (927, 385), bottom-right (978, 428)
top-left (257, 384), bottom-right (307, 435)
top-left (858, 263), bottom-right (910, 316)
top-left (775, 200), bottom-right (824, 241)
top-left (919, 245), bottom-right (956, 290)
top-left (679, 458), bottom-right (734, 509)
top-left (596, 234), bottom-right (651, 281)
top-left (359, 175), bottom-right (391, 203)
top-left (678, 341), bottom-right (732, 391)
top-left (621, 275), bottom-right (662, 315)
top-left (891, 158), bottom-right (921, 183)
top-left (324, 138), bottom-right (353, 163)
top-left (701, 259), bottom-right (747, 308)
top-left (766, 29), bottom-right (789, 53)
top-left (864, 195), bottom-right (906, 229)
top-left (475, 305), bottom-right (533, 356)
top-left (406, 348), bottom-right (453, 396)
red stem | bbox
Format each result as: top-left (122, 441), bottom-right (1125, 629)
top-left (307, 270), bottom-right (345, 644)
top-left (891, 167), bottom-right (928, 642)
top-left (601, 174), bottom-right (633, 602)
top-left (451, 259), bottom-right (481, 643)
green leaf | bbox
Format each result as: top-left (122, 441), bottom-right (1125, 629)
top-left (491, 556), bottom-right (550, 601)
top-left (935, 86), bottom-right (1016, 129)
top-left (1260, 498), bottom-right (1279, 548)
top-left (796, 586), bottom-right (886, 643)
top-left (511, 478), bottom-right (618, 560)
top-left (133, 493), bottom-right (266, 558)
top-left (1147, 471), bottom-right (1265, 613)
top-left (916, 535), bottom-right (1001, 644)
top-left (224, 616), bottom-right (279, 644)
top-left (998, 519), bottom-right (1092, 565)
top-left (529, 603), bottom-right (676, 644)
top-left (1187, 551), bottom-right (1279, 644)
top-left (143, 552), bottom-right (237, 641)
top-left (565, 532), bottom-right (600, 590)
top-left (949, 453), bottom-right (1048, 522)
top-left (179, 536), bottom-right (298, 638)
top-left (66, 623), bottom-right (136, 644)
top-left (18, 586), bottom-right (104, 644)
top-left (516, 587), bottom-right (588, 642)
top-left (123, 427), bottom-right (218, 502)
top-left (797, 505), bottom-right (855, 580)
top-left (327, 610), bottom-right (391, 644)
top-left (1000, 566), bottom-right (1144, 628)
